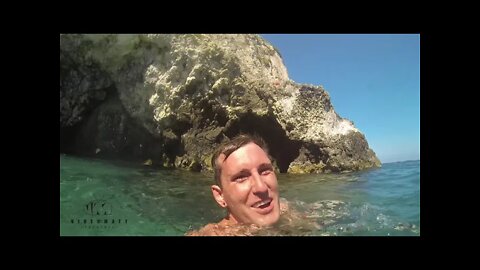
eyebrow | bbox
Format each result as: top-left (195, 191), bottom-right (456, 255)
top-left (258, 163), bottom-right (274, 171)
top-left (229, 163), bottom-right (273, 180)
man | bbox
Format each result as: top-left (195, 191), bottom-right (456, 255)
top-left (186, 134), bottom-right (283, 236)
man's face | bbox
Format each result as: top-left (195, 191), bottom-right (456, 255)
top-left (214, 142), bottom-right (280, 226)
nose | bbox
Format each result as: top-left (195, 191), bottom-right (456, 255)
top-left (251, 172), bottom-right (268, 194)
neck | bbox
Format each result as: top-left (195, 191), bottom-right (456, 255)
top-left (220, 214), bottom-right (240, 226)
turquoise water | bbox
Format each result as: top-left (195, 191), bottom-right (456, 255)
top-left (60, 154), bottom-right (420, 236)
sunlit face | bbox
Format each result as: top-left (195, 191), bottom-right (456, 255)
top-left (212, 142), bottom-right (280, 226)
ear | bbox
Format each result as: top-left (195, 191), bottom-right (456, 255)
top-left (211, 185), bottom-right (227, 208)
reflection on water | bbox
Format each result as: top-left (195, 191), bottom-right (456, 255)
top-left (60, 155), bottom-right (420, 236)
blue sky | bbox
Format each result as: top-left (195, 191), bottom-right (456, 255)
top-left (260, 34), bottom-right (420, 163)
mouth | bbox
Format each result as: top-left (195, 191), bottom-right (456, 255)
top-left (251, 198), bottom-right (274, 214)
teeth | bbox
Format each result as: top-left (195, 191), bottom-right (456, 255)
top-left (253, 200), bottom-right (270, 208)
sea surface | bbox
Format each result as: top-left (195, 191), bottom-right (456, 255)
top-left (60, 154), bottom-right (420, 236)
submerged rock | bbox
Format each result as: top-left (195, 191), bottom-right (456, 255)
top-left (60, 34), bottom-right (381, 173)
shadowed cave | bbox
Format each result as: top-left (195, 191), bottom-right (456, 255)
top-left (224, 112), bottom-right (302, 173)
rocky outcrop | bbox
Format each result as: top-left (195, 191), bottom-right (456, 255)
top-left (60, 34), bottom-right (380, 173)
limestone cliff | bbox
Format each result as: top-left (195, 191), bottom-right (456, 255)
top-left (60, 34), bottom-right (381, 173)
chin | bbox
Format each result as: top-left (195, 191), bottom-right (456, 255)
top-left (254, 207), bottom-right (280, 226)
top-left (260, 216), bottom-right (280, 226)
top-left (257, 214), bottom-right (280, 226)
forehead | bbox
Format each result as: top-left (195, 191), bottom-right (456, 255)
top-left (220, 142), bottom-right (271, 174)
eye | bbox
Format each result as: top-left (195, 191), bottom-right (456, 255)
top-left (260, 168), bottom-right (272, 175)
top-left (234, 175), bottom-right (248, 183)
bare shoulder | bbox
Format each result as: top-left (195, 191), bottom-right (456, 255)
top-left (185, 223), bottom-right (219, 236)
top-left (185, 219), bottom-right (260, 236)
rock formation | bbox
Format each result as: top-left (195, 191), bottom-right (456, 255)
top-left (60, 34), bottom-right (380, 173)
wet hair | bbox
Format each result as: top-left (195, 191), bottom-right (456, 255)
top-left (211, 134), bottom-right (270, 187)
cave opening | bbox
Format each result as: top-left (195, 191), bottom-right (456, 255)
top-left (223, 112), bottom-right (301, 173)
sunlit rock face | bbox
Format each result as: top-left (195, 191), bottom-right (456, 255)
top-left (60, 34), bottom-right (380, 172)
